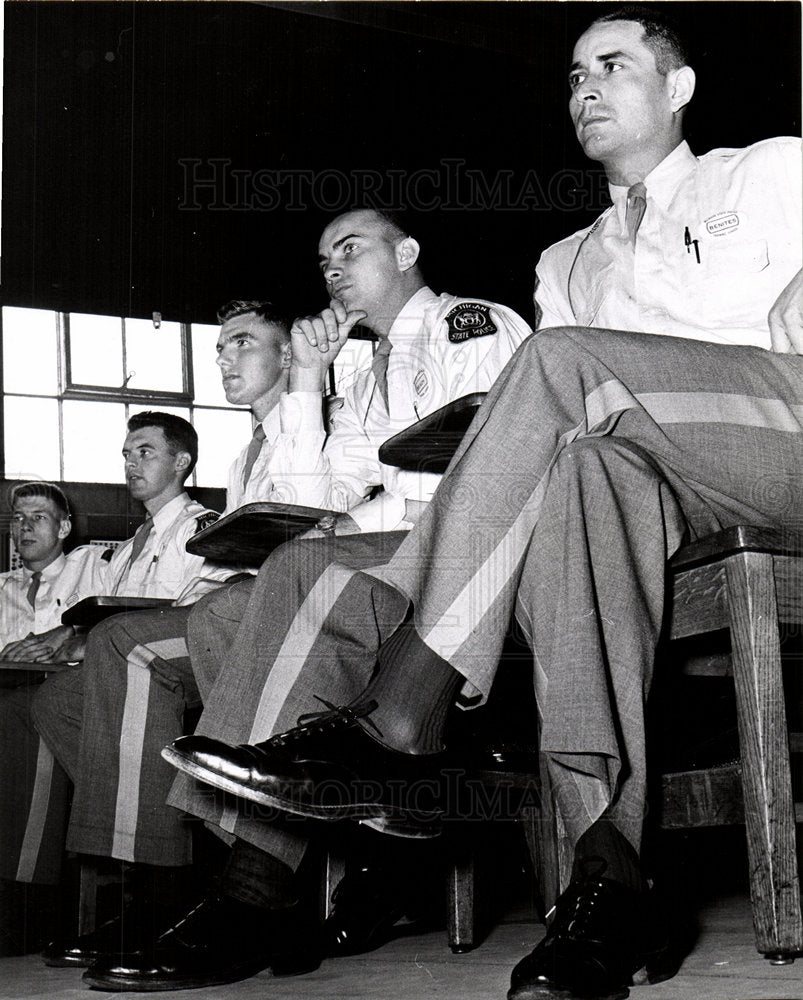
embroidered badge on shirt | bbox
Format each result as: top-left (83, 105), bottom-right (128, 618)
top-left (705, 212), bottom-right (740, 237)
top-left (414, 370), bottom-right (429, 397)
top-left (194, 511), bottom-right (220, 533)
top-left (445, 302), bottom-right (498, 343)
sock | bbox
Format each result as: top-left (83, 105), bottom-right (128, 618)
top-left (220, 840), bottom-right (298, 910)
top-left (134, 863), bottom-right (194, 910)
top-left (572, 818), bottom-right (647, 894)
top-left (352, 618), bottom-right (462, 755)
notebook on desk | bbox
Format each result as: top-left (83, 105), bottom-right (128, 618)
top-left (185, 501), bottom-right (339, 565)
top-left (378, 392), bottom-right (487, 474)
top-left (61, 596), bottom-right (174, 629)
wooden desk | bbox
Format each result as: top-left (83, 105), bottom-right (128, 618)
top-left (378, 393), bottom-right (486, 474)
top-left (185, 502), bottom-right (339, 565)
top-left (60, 596), bottom-right (173, 629)
top-left (0, 659), bottom-right (71, 688)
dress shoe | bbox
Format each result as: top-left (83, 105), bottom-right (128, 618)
top-left (507, 872), bottom-right (681, 1000)
top-left (42, 900), bottom-right (179, 968)
top-left (162, 699), bottom-right (444, 837)
top-left (82, 894), bottom-right (322, 992)
top-left (323, 864), bottom-right (439, 956)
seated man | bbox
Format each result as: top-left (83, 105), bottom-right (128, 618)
top-left (137, 8), bottom-right (800, 999)
top-left (32, 210), bottom-right (532, 978)
top-left (0, 412), bottom-right (231, 905)
top-left (0, 481), bottom-right (98, 663)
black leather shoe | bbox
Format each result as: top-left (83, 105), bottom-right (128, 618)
top-left (162, 699), bottom-right (444, 837)
top-left (82, 894), bottom-right (322, 992)
top-left (42, 901), bottom-right (180, 968)
top-left (507, 873), bottom-right (680, 1000)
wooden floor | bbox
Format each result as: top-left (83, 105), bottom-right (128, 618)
top-left (2, 890), bottom-right (800, 1000)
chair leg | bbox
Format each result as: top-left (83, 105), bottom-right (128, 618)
top-left (320, 851), bottom-right (346, 923)
top-left (726, 551), bottom-right (802, 961)
top-left (447, 844), bottom-right (477, 953)
top-left (78, 861), bottom-right (98, 937)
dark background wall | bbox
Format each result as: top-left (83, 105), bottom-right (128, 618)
top-left (0, 1), bottom-right (800, 559)
top-left (2, 1), bottom-right (801, 327)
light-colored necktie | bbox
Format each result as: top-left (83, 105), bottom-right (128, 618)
top-left (372, 340), bottom-right (393, 409)
top-left (129, 515), bottom-right (154, 564)
top-left (241, 423), bottom-right (267, 488)
top-left (26, 571), bottom-right (42, 609)
top-left (625, 181), bottom-right (648, 246)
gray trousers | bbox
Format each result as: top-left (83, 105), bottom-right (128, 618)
top-left (174, 328), bottom-right (802, 862)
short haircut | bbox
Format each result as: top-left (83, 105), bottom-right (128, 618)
top-left (591, 5), bottom-right (689, 74)
top-left (126, 411), bottom-right (198, 477)
top-left (9, 481), bottom-right (71, 520)
top-left (216, 300), bottom-right (291, 341)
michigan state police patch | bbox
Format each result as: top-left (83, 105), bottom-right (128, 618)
top-left (445, 302), bottom-right (497, 343)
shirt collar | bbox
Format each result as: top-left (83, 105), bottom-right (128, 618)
top-left (258, 402), bottom-right (282, 445)
top-left (151, 492), bottom-right (190, 534)
top-left (386, 286), bottom-right (439, 348)
top-left (609, 140), bottom-right (697, 224)
top-left (36, 552), bottom-right (67, 583)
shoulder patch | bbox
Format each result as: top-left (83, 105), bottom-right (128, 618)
top-left (194, 511), bottom-right (220, 534)
top-left (445, 302), bottom-right (497, 343)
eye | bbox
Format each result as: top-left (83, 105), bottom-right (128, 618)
top-left (343, 242), bottom-right (358, 255)
top-left (603, 60), bottom-right (622, 74)
top-left (568, 70), bottom-right (586, 89)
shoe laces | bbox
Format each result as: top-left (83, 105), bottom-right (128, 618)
top-left (269, 697), bottom-right (383, 749)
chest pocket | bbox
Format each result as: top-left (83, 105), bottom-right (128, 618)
top-left (686, 237), bottom-right (770, 328)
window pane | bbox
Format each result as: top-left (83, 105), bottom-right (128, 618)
top-left (2, 307), bottom-right (60, 394)
top-left (62, 400), bottom-right (127, 483)
top-left (191, 323), bottom-right (229, 406)
top-left (125, 319), bottom-right (185, 393)
top-left (69, 313), bottom-right (123, 387)
top-left (3, 396), bottom-right (61, 480)
top-left (193, 407), bottom-right (252, 488)
top-left (332, 338), bottom-right (373, 395)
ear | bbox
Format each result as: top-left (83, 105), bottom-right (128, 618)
top-left (174, 451), bottom-right (192, 474)
top-left (667, 65), bottom-right (695, 114)
top-left (57, 517), bottom-right (72, 542)
top-left (395, 237), bottom-right (420, 273)
top-left (279, 340), bottom-right (292, 369)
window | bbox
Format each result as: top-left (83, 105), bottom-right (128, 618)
top-left (2, 306), bottom-right (250, 486)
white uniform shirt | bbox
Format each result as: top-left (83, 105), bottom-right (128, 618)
top-left (534, 137), bottom-right (802, 348)
top-left (0, 547), bottom-right (101, 648)
top-left (97, 491), bottom-right (231, 606)
top-left (268, 286), bottom-right (532, 533)
top-left (222, 405), bottom-right (283, 515)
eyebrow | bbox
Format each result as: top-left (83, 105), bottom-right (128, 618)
top-left (571, 49), bottom-right (630, 71)
top-left (218, 329), bottom-right (254, 345)
top-left (318, 232), bottom-right (362, 263)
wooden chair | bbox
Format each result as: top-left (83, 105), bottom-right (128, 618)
top-left (532, 526), bottom-right (802, 963)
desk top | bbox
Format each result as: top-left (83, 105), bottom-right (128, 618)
top-left (185, 501), bottom-right (339, 565)
top-left (378, 393), bottom-right (486, 474)
top-left (61, 596), bottom-right (173, 628)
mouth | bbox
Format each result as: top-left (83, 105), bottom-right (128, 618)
top-left (330, 284), bottom-right (352, 299)
top-left (221, 374), bottom-right (239, 385)
top-left (580, 114), bottom-right (610, 128)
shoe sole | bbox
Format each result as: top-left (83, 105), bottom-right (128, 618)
top-left (162, 745), bottom-right (442, 838)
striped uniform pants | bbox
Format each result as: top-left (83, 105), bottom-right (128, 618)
top-left (32, 606), bottom-right (197, 868)
top-left (175, 328), bottom-right (802, 863)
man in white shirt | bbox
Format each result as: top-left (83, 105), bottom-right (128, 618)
top-left (0, 412), bottom-right (230, 904)
top-left (158, 10), bottom-right (802, 1000)
top-left (0, 482), bottom-right (98, 662)
top-left (39, 212), bottom-right (531, 985)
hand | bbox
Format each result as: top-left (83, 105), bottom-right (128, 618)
top-left (768, 268), bottom-right (803, 354)
top-left (289, 299), bottom-right (366, 392)
top-left (51, 633), bottom-right (87, 664)
top-left (298, 514), bottom-right (361, 539)
top-left (0, 626), bottom-right (71, 663)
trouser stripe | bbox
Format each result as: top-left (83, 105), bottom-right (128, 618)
top-left (112, 650), bottom-right (153, 860)
top-left (15, 739), bottom-right (55, 882)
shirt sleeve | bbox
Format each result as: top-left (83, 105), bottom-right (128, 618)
top-left (534, 250), bottom-right (577, 330)
top-left (267, 389), bottom-right (375, 512)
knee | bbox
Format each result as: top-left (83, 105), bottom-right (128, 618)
top-left (189, 577), bottom-right (254, 630)
top-left (31, 671), bottom-right (81, 735)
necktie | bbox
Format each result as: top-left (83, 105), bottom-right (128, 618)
top-left (372, 339), bottom-right (393, 409)
top-left (129, 515), bottom-right (154, 564)
top-left (26, 571), bottom-right (42, 609)
top-left (241, 423), bottom-right (266, 488)
top-left (625, 181), bottom-right (648, 246)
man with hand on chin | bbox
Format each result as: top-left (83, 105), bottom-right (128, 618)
top-left (72, 209), bottom-right (531, 992)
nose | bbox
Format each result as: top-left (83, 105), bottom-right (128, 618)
top-left (323, 261), bottom-right (342, 284)
top-left (571, 77), bottom-right (600, 107)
